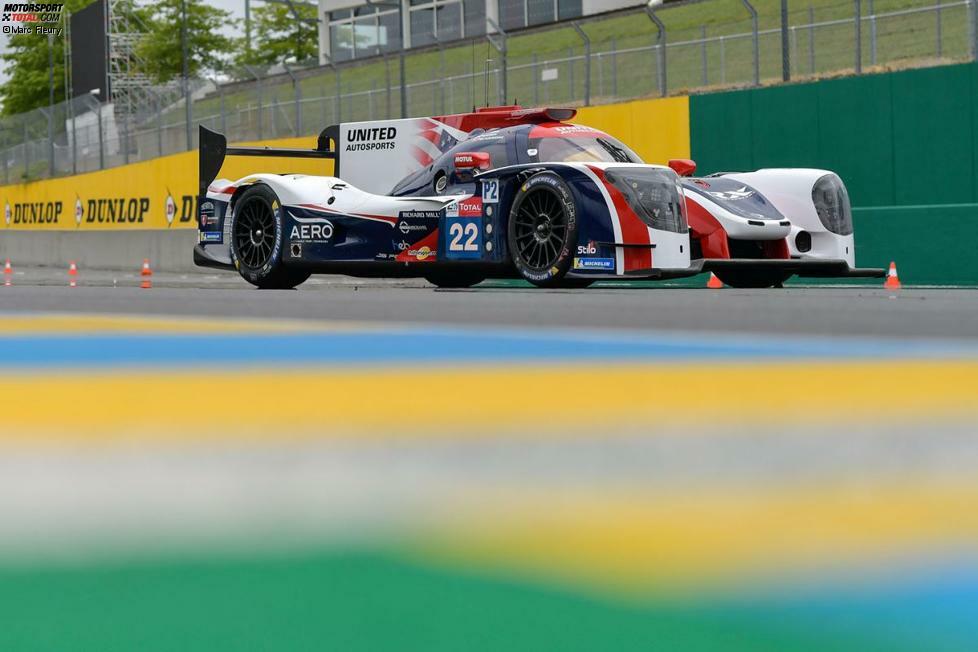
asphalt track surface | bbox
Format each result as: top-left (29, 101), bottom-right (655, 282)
top-left (1, 269), bottom-right (977, 339)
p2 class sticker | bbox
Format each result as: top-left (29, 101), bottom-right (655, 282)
top-left (481, 179), bottom-right (500, 203)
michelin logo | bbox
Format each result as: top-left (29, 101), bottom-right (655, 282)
top-left (573, 257), bottom-right (615, 270)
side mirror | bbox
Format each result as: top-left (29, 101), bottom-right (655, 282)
top-left (668, 159), bottom-right (697, 177)
top-left (454, 152), bottom-right (491, 171)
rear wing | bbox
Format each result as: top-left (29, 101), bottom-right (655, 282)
top-left (198, 125), bottom-right (338, 199)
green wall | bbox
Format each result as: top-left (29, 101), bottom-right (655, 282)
top-left (690, 63), bottom-right (978, 285)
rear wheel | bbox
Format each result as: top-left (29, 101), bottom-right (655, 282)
top-left (713, 268), bottom-right (792, 289)
top-left (231, 184), bottom-right (310, 289)
top-left (507, 171), bottom-right (578, 288)
top-left (423, 270), bottom-right (485, 288)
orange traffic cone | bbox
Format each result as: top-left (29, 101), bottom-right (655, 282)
top-left (68, 261), bottom-right (78, 288)
top-left (139, 258), bottom-right (153, 289)
top-left (707, 272), bottom-right (723, 289)
top-left (884, 261), bottom-right (901, 290)
top-left (3, 258), bottom-right (11, 287)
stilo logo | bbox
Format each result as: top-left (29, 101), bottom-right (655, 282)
top-left (576, 242), bottom-right (597, 255)
top-left (165, 194), bottom-right (177, 226)
top-left (74, 198), bottom-right (83, 225)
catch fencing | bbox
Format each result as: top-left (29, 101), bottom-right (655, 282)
top-left (1, 0), bottom-right (975, 183)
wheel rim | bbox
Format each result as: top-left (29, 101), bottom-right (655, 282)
top-left (233, 197), bottom-right (277, 269)
top-left (512, 188), bottom-right (568, 271)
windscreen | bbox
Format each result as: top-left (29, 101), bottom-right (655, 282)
top-left (528, 133), bottom-right (642, 165)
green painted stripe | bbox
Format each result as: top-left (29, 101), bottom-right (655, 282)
top-left (0, 548), bottom-right (958, 652)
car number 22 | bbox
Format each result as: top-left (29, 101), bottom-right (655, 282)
top-left (445, 217), bottom-right (481, 259)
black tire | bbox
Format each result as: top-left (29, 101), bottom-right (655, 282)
top-left (507, 171), bottom-right (578, 288)
top-left (230, 184), bottom-right (310, 289)
top-left (423, 270), bottom-right (485, 288)
top-left (713, 268), bottom-right (792, 289)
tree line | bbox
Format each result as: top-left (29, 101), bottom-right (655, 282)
top-left (0, 0), bottom-right (317, 116)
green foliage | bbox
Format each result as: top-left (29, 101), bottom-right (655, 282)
top-left (136, 0), bottom-right (236, 83)
top-left (233, 2), bottom-right (318, 70)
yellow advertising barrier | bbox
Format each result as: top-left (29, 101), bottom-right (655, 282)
top-left (1, 96), bottom-right (690, 232)
top-left (0, 136), bottom-right (335, 232)
top-left (575, 95), bottom-right (690, 165)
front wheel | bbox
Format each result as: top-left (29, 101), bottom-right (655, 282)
top-left (713, 268), bottom-right (792, 289)
top-left (230, 184), bottom-right (310, 289)
top-left (507, 171), bottom-right (579, 288)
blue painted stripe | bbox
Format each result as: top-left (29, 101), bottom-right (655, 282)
top-left (2, 326), bottom-right (976, 368)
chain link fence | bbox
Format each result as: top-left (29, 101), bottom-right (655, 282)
top-left (2, 0), bottom-right (976, 184)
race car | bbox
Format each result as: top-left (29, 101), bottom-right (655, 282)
top-left (672, 161), bottom-right (884, 287)
top-left (196, 104), bottom-right (883, 289)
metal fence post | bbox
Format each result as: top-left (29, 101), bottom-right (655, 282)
top-left (610, 37), bottom-right (618, 97)
top-left (742, 0), bottom-right (759, 85)
top-left (486, 18), bottom-right (508, 104)
top-left (336, 67), bottom-right (342, 122)
top-left (700, 25), bottom-right (708, 86)
top-left (219, 85), bottom-right (226, 134)
top-left (720, 35), bottom-right (726, 83)
top-left (936, 0), bottom-right (942, 58)
top-left (244, 66), bottom-right (263, 141)
top-left (95, 100), bottom-right (104, 170)
top-left (439, 44), bottom-right (447, 113)
top-left (383, 55), bottom-right (392, 119)
top-left (972, 0), bottom-right (978, 60)
top-left (855, 0), bottom-right (862, 74)
top-left (572, 22), bottom-right (591, 106)
top-left (809, 6), bottom-right (816, 73)
top-left (870, 15), bottom-right (877, 65)
top-left (568, 47), bottom-right (575, 101)
top-left (645, 2), bottom-right (667, 97)
top-left (790, 25), bottom-right (801, 74)
top-left (156, 93), bottom-right (163, 157)
top-left (781, 0), bottom-right (790, 81)
top-left (283, 62), bottom-right (301, 137)
top-left (23, 122), bottom-right (30, 178)
top-left (533, 53), bottom-right (539, 105)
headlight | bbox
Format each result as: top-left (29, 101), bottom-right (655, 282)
top-left (812, 174), bottom-right (853, 235)
top-left (605, 168), bottom-right (688, 233)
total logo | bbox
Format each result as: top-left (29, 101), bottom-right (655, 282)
top-left (74, 198), bottom-right (83, 225)
top-left (576, 242), bottom-right (597, 255)
top-left (399, 221), bottom-right (427, 235)
top-left (4, 202), bottom-right (10, 226)
top-left (165, 194), bottom-right (177, 226)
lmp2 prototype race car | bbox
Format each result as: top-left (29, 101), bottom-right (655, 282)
top-left (196, 105), bottom-right (884, 289)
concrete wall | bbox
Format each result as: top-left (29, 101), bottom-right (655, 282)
top-left (0, 230), bottom-right (198, 273)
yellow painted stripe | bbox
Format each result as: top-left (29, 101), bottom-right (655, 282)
top-left (0, 314), bottom-right (372, 335)
top-left (2, 359), bottom-right (976, 443)
top-left (416, 480), bottom-right (978, 597)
